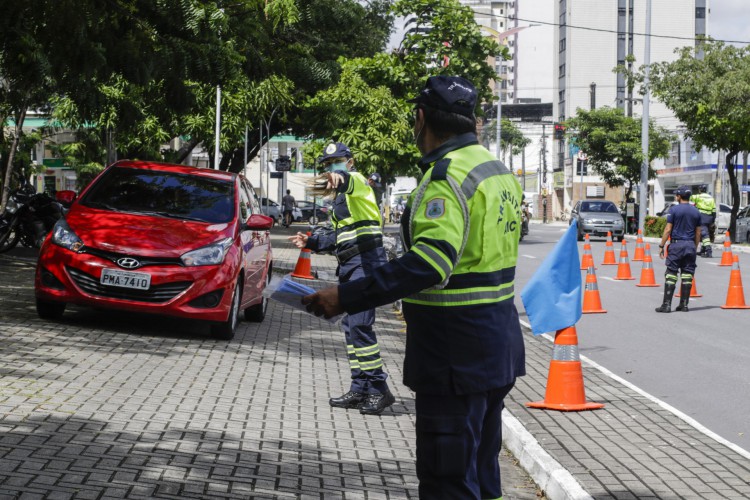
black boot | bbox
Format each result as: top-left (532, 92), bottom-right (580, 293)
top-left (706, 246), bottom-right (713, 258)
top-left (655, 283), bottom-right (676, 313)
top-left (675, 283), bottom-right (691, 312)
top-left (329, 391), bottom-right (365, 409)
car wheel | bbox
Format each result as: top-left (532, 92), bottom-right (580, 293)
top-left (211, 280), bottom-right (241, 340)
top-left (577, 227), bottom-right (584, 242)
top-left (36, 298), bottom-right (66, 320)
top-left (245, 271), bottom-right (270, 322)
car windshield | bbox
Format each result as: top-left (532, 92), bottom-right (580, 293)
top-left (81, 167), bottom-right (235, 224)
top-left (581, 202), bottom-right (618, 213)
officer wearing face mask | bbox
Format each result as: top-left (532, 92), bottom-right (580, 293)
top-left (289, 142), bottom-right (394, 415)
top-left (302, 76), bottom-right (526, 499)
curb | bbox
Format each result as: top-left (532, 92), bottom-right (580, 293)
top-left (502, 410), bottom-right (594, 500)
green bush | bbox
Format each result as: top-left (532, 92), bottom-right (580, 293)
top-left (644, 216), bottom-right (666, 238)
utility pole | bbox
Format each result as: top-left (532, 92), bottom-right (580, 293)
top-left (638, 0), bottom-right (652, 233)
top-left (541, 123), bottom-right (548, 224)
top-left (521, 145), bottom-right (526, 191)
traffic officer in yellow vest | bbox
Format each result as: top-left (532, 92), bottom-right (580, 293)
top-left (693, 184), bottom-right (716, 257)
top-left (303, 76), bottom-right (526, 499)
top-left (289, 142), bottom-right (394, 415)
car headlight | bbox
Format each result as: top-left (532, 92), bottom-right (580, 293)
top-left (51, 219), bottom-right (84, 251)
top-left (582, 218), bottom-right (595, 225)
top-left (181, 238), bottom-right (233, 266)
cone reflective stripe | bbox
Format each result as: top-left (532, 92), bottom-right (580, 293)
top-left (633, 229), bottom-right (645, 261)
top-left (721, 255), bottom-right (750, 309)
top-left (676, 276), bottom-right (702, 297)
top-left (614, 240), bottom-right (635, 280)
top-left (582, 267), bottom-right (606, 313)
top-left (636, 244), bottom-right (659, 287)
top-left (601, 231), bottom-right (617, 265)
top-left (291, 232), bottom-right (315, 279)
top-left (526, 326), bottom-right (605, 411)
top-left (580, 242), bottom-right (596, 270)
top-left (719, 231), bottom-right (733, 266)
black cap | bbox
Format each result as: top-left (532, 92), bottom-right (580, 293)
top-left (407, 75), bottom-right (477, 117)
top-left (318, 142), bottom-right (352, 163)
top-left (368, 173), bottom-right (382, 187)
top-left (674, 185), bottom-right (692, 198)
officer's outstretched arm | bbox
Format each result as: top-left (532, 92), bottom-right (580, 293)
top-left (337, 179), bottom-right (464, 314)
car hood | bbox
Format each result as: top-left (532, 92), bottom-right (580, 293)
top-left (66, 209), bottom-right (235, 257)
top-left (580, 212), bottom-right (623, 221)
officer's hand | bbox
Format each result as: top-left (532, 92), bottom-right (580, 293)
top-left (325, 173), bottom-right (345, 190)
top-left (659, 247), bottom-right (665, 259)
top-left (288, 232), bottom-right (308, 249)
top-left (302, 286), bottom-right (344, 319)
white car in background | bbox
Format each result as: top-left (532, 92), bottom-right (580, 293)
top-left (734, 206), bottom-right (750, 243)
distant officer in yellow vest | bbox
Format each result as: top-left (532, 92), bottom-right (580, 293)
top-left (302, 76), bottom-right (526, 499)
top-left (693, 184), bottom-right (716, 257)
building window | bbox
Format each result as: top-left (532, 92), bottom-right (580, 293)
top-left (559, 64), bottom-right (566, 77)
top-left (559, 38), bottom-right (566, 52)
top-left (665, 141), bottom-right (681, 167)
top-left (696, 7), bottom-right (705, 18)
top-left (559, 13), bottom-right (566, 26)
top-left (559, 90), bottom-right (565, 103)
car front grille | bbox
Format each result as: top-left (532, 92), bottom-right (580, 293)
top-left (67, 267), bottom-right (192, 303)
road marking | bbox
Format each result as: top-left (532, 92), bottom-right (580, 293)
top-left (518, 318), bottom-right (750, 461)
top-left (601, 276), bottom-right (618, 281)
top-left (521, 254), bottom-right (537, 259)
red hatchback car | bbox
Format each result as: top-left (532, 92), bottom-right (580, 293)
top-left (35, 160), bottom-right (274, 340)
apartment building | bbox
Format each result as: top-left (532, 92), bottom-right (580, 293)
top-left (554, 0), bottom-right (707, 216)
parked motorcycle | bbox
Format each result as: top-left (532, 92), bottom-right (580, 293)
top-left (0, 186), bottom-right (72, 253)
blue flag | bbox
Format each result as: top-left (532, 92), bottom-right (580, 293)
top-left (520, 220), bottom-right (582, 335)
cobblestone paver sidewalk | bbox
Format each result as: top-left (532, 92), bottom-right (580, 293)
top-left (0, 227), bottom-right (540, 499)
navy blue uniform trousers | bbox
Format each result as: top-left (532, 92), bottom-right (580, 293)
top-left (338, 247), bottom-right (389, 395)
top-left (416, 383), bottom-right (515, 499)
top-left (666, 240), bottom-right (697, 275)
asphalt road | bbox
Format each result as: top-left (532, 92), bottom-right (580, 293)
top-left (515, 222), bottom-right (750, 454)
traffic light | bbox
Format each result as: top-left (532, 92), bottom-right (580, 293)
top-left (554, 123), bottom-right (566, 140)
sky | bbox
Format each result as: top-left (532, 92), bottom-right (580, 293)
top-left (389, 0), bottom-right (750, 103)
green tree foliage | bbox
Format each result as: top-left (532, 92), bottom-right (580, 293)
top-left (649, 41), bottom-right (750, 240)
top-left (480, 119), bottom-right (532, 157)
top-left (301, 66), bottom-right (420, 182)
top-left (300, 0), bottom-right (507, 180)
top-left (565, 107), bottom-right (673, 200)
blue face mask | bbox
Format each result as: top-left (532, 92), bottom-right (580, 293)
top-left (329, 161), bottom-right (348, 172)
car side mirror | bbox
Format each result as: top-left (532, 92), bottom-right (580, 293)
top-left (246, 214), bottom-right (274, 230)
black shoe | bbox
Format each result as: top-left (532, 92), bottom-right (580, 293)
top-left (655, 304), bottom-right (671, 313)
top-left (329, 391), bottom-right (365, 409)
top-left (359, 391), bottom-right (395, 415)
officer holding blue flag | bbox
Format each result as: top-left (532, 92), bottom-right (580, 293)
top-left (302, 76), bottom-right (525, 499)
top-left (655, 186), bottom-right (702, 313)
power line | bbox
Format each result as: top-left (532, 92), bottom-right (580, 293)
top-left (466, 10), bottom-right (750, 46)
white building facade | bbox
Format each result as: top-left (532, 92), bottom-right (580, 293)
top-left (554, 0), bottom-right (708, 217)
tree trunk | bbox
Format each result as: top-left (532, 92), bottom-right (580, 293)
top-left (174, 137), bottom-right (201, 165)
top-left (1, 107), bottom-right (27, 212)
top-left (726, 150), bottom-right (740, 242)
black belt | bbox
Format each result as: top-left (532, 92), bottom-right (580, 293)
top-left (336, 237), bottom-right (382, 264)
top-left (671, 238), bottom-right (694, 241)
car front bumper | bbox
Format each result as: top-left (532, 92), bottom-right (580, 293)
top-left (35, 242), bottom-right (239, 322)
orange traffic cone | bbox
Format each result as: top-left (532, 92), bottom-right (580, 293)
top-left (580, 237), bottom-right (596, 270)
top-left (614, 240), bottom-right (635, 280)
top-left (676, 276), bottom-right (702, 298)
top-left (582, 266), bottom-right (606, 314)
top-left (526, 326), bottom-right (605, 411)
top-left (291, 232), bottom-right (315, 279)
top-left (601, 231), bottom-right (617, 266)
top-left (719, 232), bottom-right (733, 266)
top-left (633, 229), bottom-right (645, 261)
top-left (636, 244), bottom-right (659, 287)
top-left (721, 255), bottom-right (750, 309)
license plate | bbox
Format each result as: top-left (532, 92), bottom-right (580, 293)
top-left (100, 268), bottom-right (151, 290)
